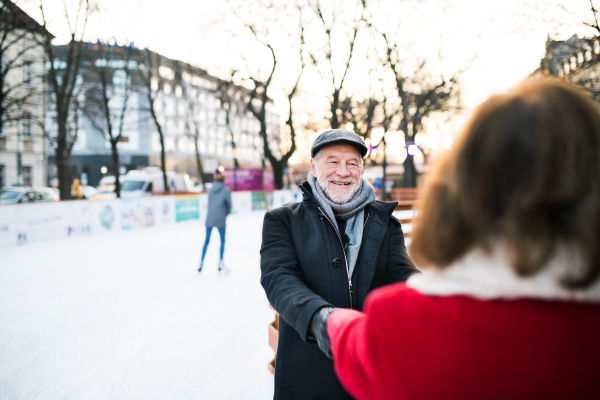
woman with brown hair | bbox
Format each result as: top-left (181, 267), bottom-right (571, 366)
top-left (321, 79), bottom-right (600, 400)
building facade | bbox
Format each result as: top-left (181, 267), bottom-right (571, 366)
top-left (534, 35), bottom-right (600, 101)
top-left (0, 1), bottom-right (52, 188)
top-left (46, 42), bottom-right (281, 187)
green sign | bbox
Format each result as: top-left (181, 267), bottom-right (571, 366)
top-left (175, 195), bottom-right (200, 222)
top-left (252, 192), bottom-right (273, 210)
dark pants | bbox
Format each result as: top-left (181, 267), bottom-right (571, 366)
top-left (201, 227), bottom-right (226, 260)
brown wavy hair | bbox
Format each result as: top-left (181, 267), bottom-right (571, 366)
top-left (410, 79), bottom-right (600, 288)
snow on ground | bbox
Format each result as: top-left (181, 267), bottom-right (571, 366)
top-left (0, 211), bottom-right (275, 400)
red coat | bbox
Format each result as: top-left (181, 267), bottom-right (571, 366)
top-left (328, 282), bottom-right (600, 400)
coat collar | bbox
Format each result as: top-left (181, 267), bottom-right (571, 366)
top-left (407, 246), bottom-right (600, 304)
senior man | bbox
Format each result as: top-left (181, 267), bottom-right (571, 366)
top-left (260, 129), bottom-right (417, 400)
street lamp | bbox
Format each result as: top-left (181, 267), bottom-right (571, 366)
top-left (407, 143), bottom-right (418, 156)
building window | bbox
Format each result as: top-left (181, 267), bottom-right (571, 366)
top-left (578, 52), bottom-right (584, 65)
top-left (22, 113), bottom-right (32, 138)
top-left (113, 69), bottom-right (129, 93)
top-left (23, 61), bottom-right (33, 85)
top-left (22, 166), bottom-right (32, 185)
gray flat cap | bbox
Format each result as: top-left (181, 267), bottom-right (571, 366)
top-left (311, 129), bottom-right (368, 158)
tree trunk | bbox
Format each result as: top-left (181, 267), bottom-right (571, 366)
top-left (148, 93), bottom-right (169, 193)
top-left (111, 140), bottom-right (121, 198)
top-left (233, 157), bottom-right (239, 191)
top-left (56, 122), bottom-right (72, 199)
top-left (193, 138), bottom-right (205, 186)
top-left (271, 159), bottom-right (286, 190)
top-left (403, 154), bottom-right (418, 188)
top-left (158, 131), bottom-right (168, 192)
top-left (382, 137), bottom-right (388, 200)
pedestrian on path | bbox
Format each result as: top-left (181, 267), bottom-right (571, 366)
top-left (323, 79), bottom-right (600, 400)
top-left (260, 129), bottom-right (417, 399)
top-left (199, 169), bottom-right (231, 274)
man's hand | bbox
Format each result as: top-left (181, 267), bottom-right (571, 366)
top-left (309, 307), bottom-right (339, 359)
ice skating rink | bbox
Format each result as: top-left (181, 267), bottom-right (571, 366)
top-left (0, 211), bottom-right (275, 400)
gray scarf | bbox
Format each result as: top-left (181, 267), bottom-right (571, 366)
top-left (308, 173), bottom-right (376, 279)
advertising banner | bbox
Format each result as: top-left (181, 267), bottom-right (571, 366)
top-left (0, 204), bottom-right (16, 248)
top-left (94, 200), bottom-right (121, 233)
top-left (175, 194), bottom-right (200, 222)
top-left (251, 192), bottom-right (273, 211)
top-left (120, 198), bottom-right (155, 229)
top-left (263, 170), bottom-right (274, 191)
top-left (231, 191), bottom-right (252, 214)
top-left (11, 202), bottom-right (69, 245)
top-left (271, 190), bottom-right (302, 209)
top-left (154, 195), bottom-right (176, 225)
top-left (225, 169), bottom-right (274, 191)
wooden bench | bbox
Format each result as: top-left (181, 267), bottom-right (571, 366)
top-left (268, 304), bottom-right (279, 374)
top-left (390, 188), bottom-right (419, 238)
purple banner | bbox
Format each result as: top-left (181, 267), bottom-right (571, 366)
top-left (225, 169), bottom-right (274, 191)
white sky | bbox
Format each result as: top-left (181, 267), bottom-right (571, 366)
top-left (19, 0), bottom-right (593, 163)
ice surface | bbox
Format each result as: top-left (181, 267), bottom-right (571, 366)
top-left (0, 211), bottom-right (275, 400)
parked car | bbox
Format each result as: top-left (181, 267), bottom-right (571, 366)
top-left (98, 175), bottom-right (124, 187)
top-left (120, 170), bottom-right (188, 198)
top-left (0, 187), bottom-right (60, 204)
top-left (91, 185), bottom-right (117, 200)
top-left (71, 185), bottom-right (97, 199)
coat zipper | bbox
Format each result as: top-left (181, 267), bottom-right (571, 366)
top-left (318, 207), bottom-right (353, 309)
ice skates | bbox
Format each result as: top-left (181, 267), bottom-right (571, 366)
top-left (218, 260), bottom-right (230, 274)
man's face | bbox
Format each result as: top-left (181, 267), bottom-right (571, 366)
top-left (310, 143), bottom-right (362, 204)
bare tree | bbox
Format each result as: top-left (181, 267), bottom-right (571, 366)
top-left (215, 71), bottom-right (241, 190)
top-left (234, 3), bottom-right (305, 189)
top-left (225, 1), bottom-right (307, 189)
top-left (367, 74), bottom-right (402, 199)
top-left (0, 0), bottom-right (50, 138)
top-left (181, 68), bottom-right (206, 186)
top-left (371, 25), bottom-right (465, 187)
top-left (0, 1), bottom-right (53, 188)
top-left (137, 48), bottom-right (168, 192)
top-left (81, 45), bottom-right (135, 197)
top-left (303, 0), bottom-right (367, 130)
top-left (39, 0), bottom-right (94, 199)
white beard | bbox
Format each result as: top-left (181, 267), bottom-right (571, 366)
top-left (316, 169), bottom-right (360, 204)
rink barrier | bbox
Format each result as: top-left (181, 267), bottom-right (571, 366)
top-left (0, 190), bottom-right (303, 249)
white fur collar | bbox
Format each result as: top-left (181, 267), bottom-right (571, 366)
top-left (407, 247), bottom-right (600, 303)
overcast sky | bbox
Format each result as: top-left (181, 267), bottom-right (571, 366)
top-left (19, 0), bottom-right (593, 162)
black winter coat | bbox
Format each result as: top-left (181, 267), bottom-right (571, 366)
top-left (260, 182), bottom-right (417, 400)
